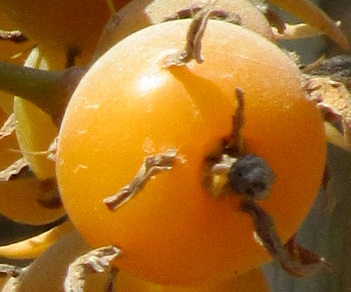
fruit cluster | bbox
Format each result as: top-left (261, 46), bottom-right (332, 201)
top-left (0, 0), bottom-right (349, 291)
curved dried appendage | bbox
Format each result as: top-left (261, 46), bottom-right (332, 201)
top-left (104, 149), bottom-right (178, 210)
top-left (0, 157), bottom-right (31, 181)
top-left (163, 4), bottom-right (209, 21)
top-left (64, 246), bottom-right (121, 292)
top-left (259, 3), bottom-right (286, 34)
top-left (163, 3), bottom-right (241, 25)
top-left (284, 235), bottom-right (331, 277)
top-left (225, 88), bottom-right (245, 155)
top-left (45, 136), bottom-right (58, 162)
top-left (0, 264), bottom-right (24, 278)
top-left (265, 0), bottom-right (349, 50)
top-left (105, 267), bottom-right (118, 292)
top-left (0, 29), bottom-right (27, 43)
top-left (163, 6), bottom-right (213, 67)
top-left (241, 199), bottom-right (329, 277)
top-left (207, 89), bottom-right (275, 200)
top-left (303, 73), bottom-right (351, 151)
top-left (0, 113), bottom-right (15, 139)
top-left (163, 5), bottom-right (241, 67)
top-left (205, 88), bottom-right (245, 196)
top-left (0, 265), bottom-right (28, 292)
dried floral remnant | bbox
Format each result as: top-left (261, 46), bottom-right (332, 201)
top-left (64, 246), bottom-right (121, 292)
top-left (47, 136), bottom-right (58, 161)
top-left (163, 4), bottom-right (242, 67)
top-left (228, 154), bottom-right (275, 200)
top-left (225, 88), bottom-right (245, 154)
top-left (104, 149), bottom-right (178, 210)
top-left (0, 29), bottom-right (27, 42)
top-left (0, 157), bottom-right (31, 181)
top-left (273, 23), bottom-right (323, 40)
top-left (284, 236), bottom-right (331, 277)
top-left (163, 3), bottom-right (241, 25)
top-left (206, 89), bottom-right (275, 200)
top-left (0, 264), bottom-right (24, 278)
top-left (205, 88), bottom-right (246, 196)
top-left (241, 199), bottom-right (328, 277)
top-left (163, 6), bottom-right (213, 67)
top-left (0, 113), bottom-right (15, 139)
top-left (304, 75), bottom-right (351, 151)
top-left (263, 5), bottom-right (286, 34)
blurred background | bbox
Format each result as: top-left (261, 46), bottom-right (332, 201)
top-left (265, 0), bottom-right (351, 291)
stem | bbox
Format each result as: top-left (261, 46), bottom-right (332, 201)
top-left (0, 61), bottom-right (86, 126)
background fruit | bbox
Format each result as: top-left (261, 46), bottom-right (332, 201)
top-left (0, 178), bottom-right (65, 225)
top-left (0, 0), bottom-right (133, 63)
top-left (0, 8), bottom-right (35, 114)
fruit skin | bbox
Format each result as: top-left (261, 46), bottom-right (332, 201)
top-left (57, 20), bottom-right (326, 285)
top-left (0, 0), bottom-right (132, 63)
top-left (114, 266), bottom-right (269, 292)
